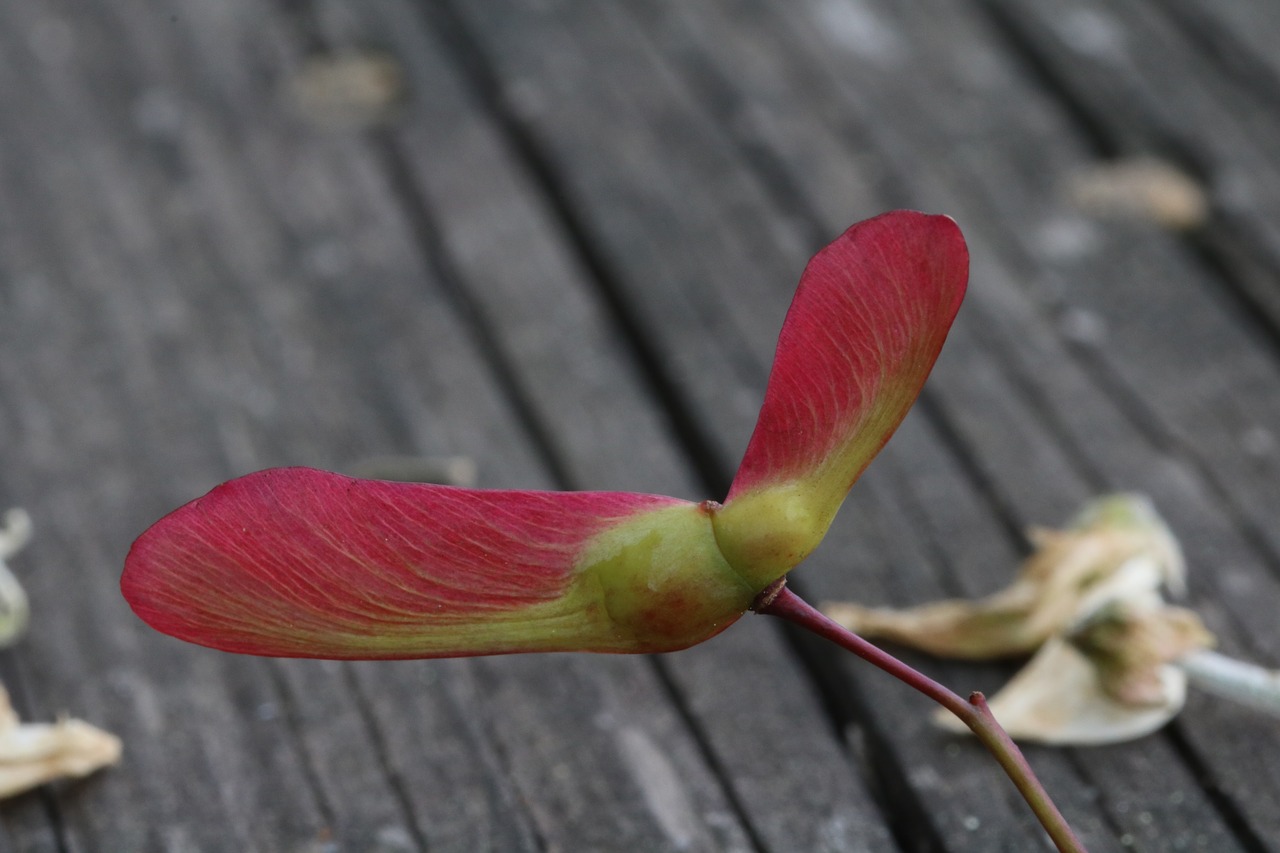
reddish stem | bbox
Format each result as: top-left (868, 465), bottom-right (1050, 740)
top-left (753, 581), bottom-right (1086, 853)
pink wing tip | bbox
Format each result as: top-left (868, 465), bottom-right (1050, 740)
top-left (727, 210), bottom-right (969, 501)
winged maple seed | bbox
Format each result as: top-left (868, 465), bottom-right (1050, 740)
top-left (121, 214), bottom-right (1101, 853)
top-left (121, 211), bottom-right (968, 660)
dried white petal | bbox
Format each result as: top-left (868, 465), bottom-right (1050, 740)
top-left (936, 638), bottom-right (1185, 745)
top-left (0, 689), bottom-right (121, 798)
top-left (831, 493), bottom-right (1280, 742)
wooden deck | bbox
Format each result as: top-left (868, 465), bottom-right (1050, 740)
top-left (1, 0), bottom-right (1279, 850)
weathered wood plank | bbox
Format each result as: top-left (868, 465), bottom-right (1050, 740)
top-left (436, 2), bottom-right (1124, 850)
top-left (0, 5), bottom-right (341, 850)
top-left (985, 0), bottom-right (1280, 283)
top-left (0, 0), bottom-right (897, 848)
top-left (2, 0), bottom-right (1278, 849)
top-left (445, 0), bottom-right (1280, 845)
top-left (634, 0), bottom-right (1280, 847)
top-left (0, 0), bottom-right (766, 849)
top-left (111, 0), bottom-right (771, 846)
top-left (305, 3), bottom-right (899, 849)
top-left (975, 0), bottom-right (1280, 603)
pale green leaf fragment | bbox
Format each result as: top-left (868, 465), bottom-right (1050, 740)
top-left (0, 509), bottom-right (32, 648)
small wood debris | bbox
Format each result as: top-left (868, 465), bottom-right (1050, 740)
top-left (342, 455), bottom-right (477, 486)
top-left (287, 52), bottom-right (404, 128)
top-left (1066, 157), bottom-right (1209, 230)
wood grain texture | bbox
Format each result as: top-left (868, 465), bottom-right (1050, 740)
top-left (0, 0), bottom-right (1276, 850)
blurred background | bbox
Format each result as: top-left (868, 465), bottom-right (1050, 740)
top-left (1, 0), bottom-right (1278, 850)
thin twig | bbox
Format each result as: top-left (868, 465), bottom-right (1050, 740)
top-left (754, 582), bottom-right (1086, 853)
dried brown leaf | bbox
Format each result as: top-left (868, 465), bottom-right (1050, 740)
top-left (823, 494), bottom-right (1183, 659)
